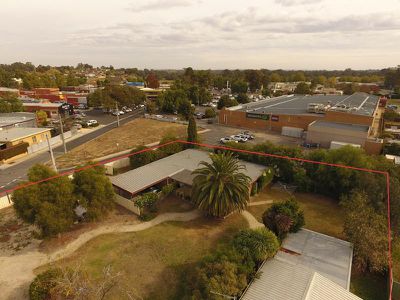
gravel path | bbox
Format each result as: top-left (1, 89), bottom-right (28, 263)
top-left (0, 210), bottom-right (201, 300)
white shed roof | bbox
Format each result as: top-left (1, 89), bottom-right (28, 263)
top-left (241, 258), bottom-right (361, 300)
top-left (110, 149), bottom-right (266, 195)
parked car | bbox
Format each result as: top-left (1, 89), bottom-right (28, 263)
top-left (77, 104), bottom-right (88, 110)
top-left (231, 135), bottom-right (248, 143)
top-left (220, 137), bottom-right (238, 144)
top-left (239, 132), bottom-right (255, 140)
top-left (72, 123), bottom-right (82, 130)
top-left (124, 107), bottom-right (132, 112)
top-left (86, 120), bottom-right (98, 126)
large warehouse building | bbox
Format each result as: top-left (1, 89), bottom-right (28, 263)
top-left (219, 92), bottom-right (384, 154)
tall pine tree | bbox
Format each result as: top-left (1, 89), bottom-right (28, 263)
top-left (187, 115), bottom-right (198, 148)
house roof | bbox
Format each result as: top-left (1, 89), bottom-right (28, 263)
top-left (0, 127), bottom-right (51, 142)
top-left (110, 149), bottom-right (266, 195)
top-left (241, 229), bottom-right (358, 300)
top-left (169, 169), bottom-right (196, 186)
top-left (0, 113), bottom-right (36, 128)
top-left (278, 229), bottom-right (353, 290)
top-left (241, 258), bottom-right (361, 300)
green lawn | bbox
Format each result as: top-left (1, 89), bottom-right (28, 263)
top-left (351, 271), bottom-right (387, 300)
top-left (248, 187), bottom-right (345, 239)
top-left (38, 214), bottom-right (248, 300)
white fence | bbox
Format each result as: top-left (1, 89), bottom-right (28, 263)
top-left (27, 130), bottom-right (76, 154)
top-left (104, 158), bottom-right (130, 175)
top-left (114, 194), bottom-right (141, 215)
top-left (0, 195), bottom-right (12, 210)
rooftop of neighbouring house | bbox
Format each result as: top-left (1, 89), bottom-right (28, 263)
top-left (0, 127), bottom-right (51, 142)
top-left (0, 112), bottom-right (36, 128)
top-left (228, 92), bottom-right (379, 117)
top-left (241, 229), bottom-right (357, 300)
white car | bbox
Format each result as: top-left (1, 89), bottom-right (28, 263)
top-left (125, 108), bottom-right (132, 112)
top-left (119, 110), bottom-right (125, 115)
top-left (231, 135), bottom-right (248, 143)
top-left (86, 120), bottom-right (98, 126)
top-left (220, 137), bottom-right (238, 144)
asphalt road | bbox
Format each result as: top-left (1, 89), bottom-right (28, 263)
top-left (0, 108), bottom-right (144, 193)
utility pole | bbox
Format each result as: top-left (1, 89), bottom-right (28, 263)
top-left (59, 115), bottom-right (67, 154)
top-left (46, 135), bottom-right (58, 172)
top-left (115, 102), bottom-right (120, 127)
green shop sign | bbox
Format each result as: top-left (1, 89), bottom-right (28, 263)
top-left (246, 112), bottom-right (270, 120)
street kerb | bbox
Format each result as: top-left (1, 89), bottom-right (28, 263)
top-left (0, 140), bottom-right (393, 300)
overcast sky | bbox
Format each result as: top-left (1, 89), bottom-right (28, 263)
top-left (1, 0), bottom-right (399, 69)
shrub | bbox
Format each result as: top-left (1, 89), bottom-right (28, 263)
top-left (135, 192), bottom-right (159, 212)
top-left (129, 146), bottom-right (165, 169)
top-left (161, 183), bottom-right (176, 197)
top-left (204, 108), bottom-right (216, 118)
top-left (256, 168), bottom-right (274, 191)
top-left (29, 268), bottom-right (62, 300)
top-left (0, 142), bottom-right (29, 161)
top-left (159, 132), bottom-right (183, 155)
top-left (262, 198), bottom-right (305, 240)
top-left (231, 228), bottom-right (279, 264)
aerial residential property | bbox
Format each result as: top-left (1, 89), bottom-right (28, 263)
top-left (1, 1), bottom-right (400, 300)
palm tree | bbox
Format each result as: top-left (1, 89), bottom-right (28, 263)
top-left (191, 152), bottom-right (251, 217)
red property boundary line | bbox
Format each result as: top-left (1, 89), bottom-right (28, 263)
top-left (0, 140), bottom-right (393, 299)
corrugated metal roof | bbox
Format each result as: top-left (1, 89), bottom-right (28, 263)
top-left (110, 149), bottom-right (266, 195)
top-left (169, 169), bottom-right (196, 186)
top-left (241, 259), bottom-right (361, 300)
top-left (0, 127), bottom-right (51, 142)
top-left (278, 229), bottom-right (353, 290)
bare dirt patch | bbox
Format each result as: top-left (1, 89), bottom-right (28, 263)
top-left (55, 118), bottom-right (188, 168)
top-left (0, 207), bottom-right (41, 256)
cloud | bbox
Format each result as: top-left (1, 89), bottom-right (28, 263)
top-left (129, 0), bottom-right (198, 12)
top-left (274, 0), bottom-right (322, 6)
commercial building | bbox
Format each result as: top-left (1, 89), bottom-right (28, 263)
top-left (219, 93), bottom-right (383, 154)
top-left (241, 229), bottom-right (360, 300)
top-left (22, 102), bottom-right (63, 119)
top-left (111, 149), bottom-right (266, 215)
top-left (0, 112), bottom-right (37, 130)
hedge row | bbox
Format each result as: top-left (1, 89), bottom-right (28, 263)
top-left (0, 142), bottom-right (29, 160)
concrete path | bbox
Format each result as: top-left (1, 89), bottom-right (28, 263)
top-left (247, 200), bottom-right (273, 206)
top-left (0, 210), bottom-right (201, 300)
top-left (241, 210), bottom-right (264, 229)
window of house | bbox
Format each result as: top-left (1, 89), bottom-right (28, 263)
top-left (32, 136), bottom-right (37, 143)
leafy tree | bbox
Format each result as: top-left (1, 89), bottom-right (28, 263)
top-left (199, 87), bottom-right (211, 105)
top-left (146, 101), bottom-right (156, 114)
top-left (294, 82), bottom-right (311, 94)
top-left (191, 152), bottom-right (251, 217)
top-left (262, 199), bottom-right (305, 240)
top-left (231, 80), bottom-right (248, 94)
top-left (178, 99), bottom-right (194, 120)
top-left (0, 94), bottom-right (23, 113)
top-left (217, 95), bottom-right (238, 109)
top-left (146, 72), bottom-right (160, 88)
top-left (13, 164), bottom-right (76, 237)
top-left (187, 115), bottom-right (198, 147)
top-left (341, 191), bottom-right (388, 272)
top-left (35, 110), bottom-right (48, 126)
top-left (269, 73), bottom-right (283, 82)
top-left (262, 88), bottom-right (271, 97)
top-left (245, 70), bottom-right (264, 92)
top-left (204, 108), bottom-right (216, 118)
top-left (232, 228), bottom-right (279, 264)
top-left (236, 93), bottom-right (249, 104)
top-left (129, 145), bottom-right (164, 169)
top-left (72, 165), bottom-right (115, 221)
top-left (159, 132), bottom-right (183, 155)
